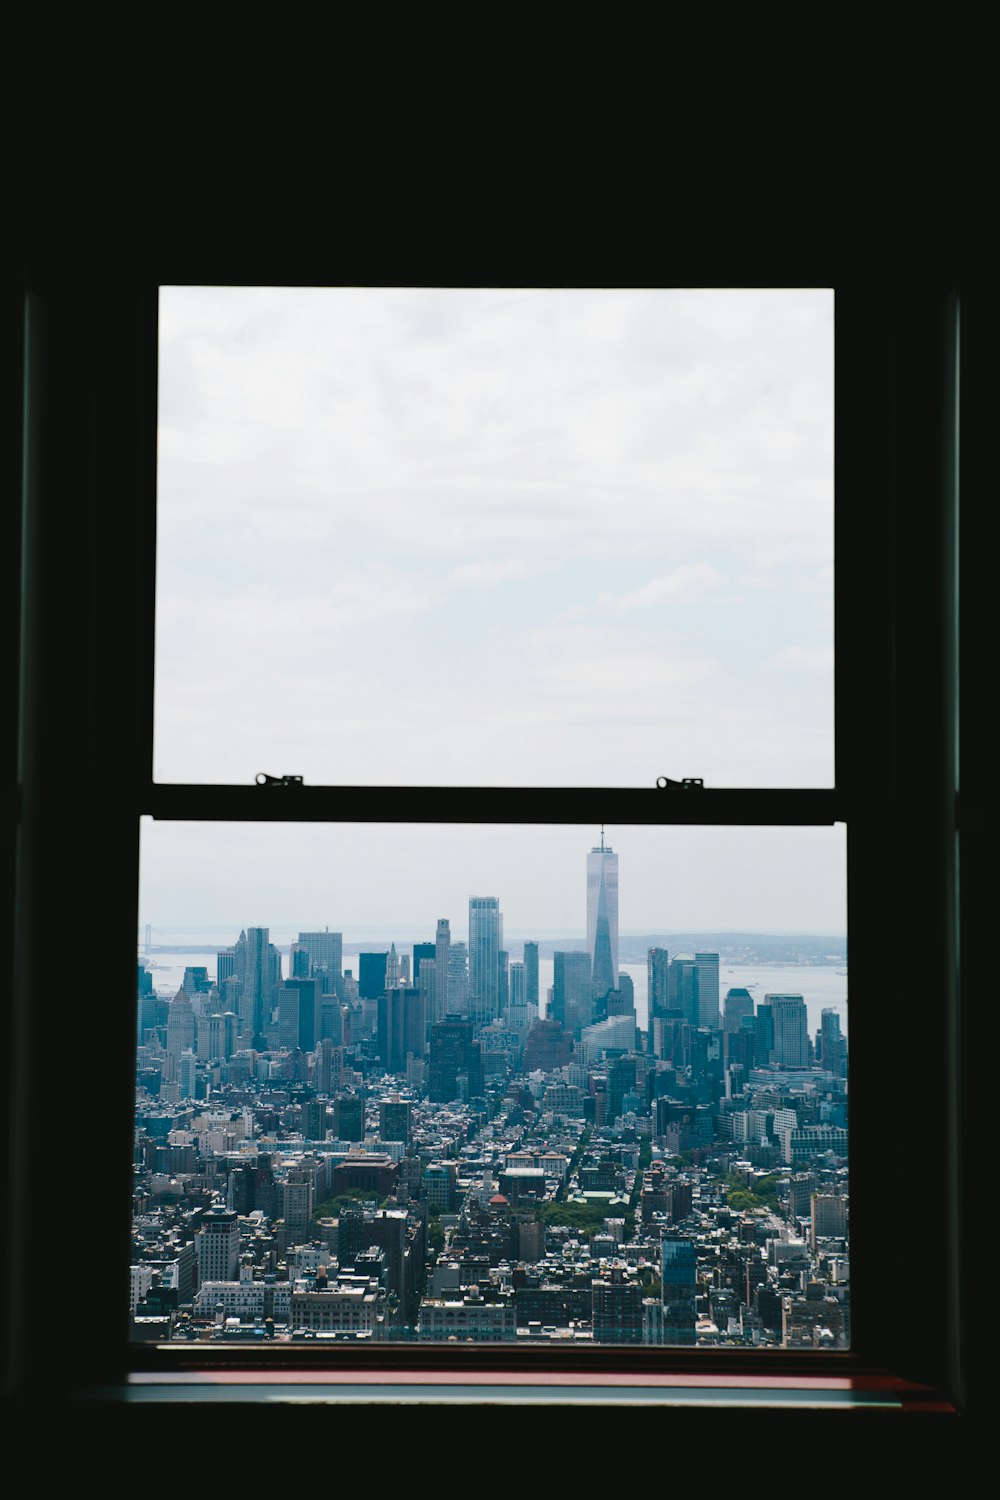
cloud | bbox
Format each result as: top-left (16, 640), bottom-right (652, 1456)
top-left (768, 645), bottom-right (835, 673)
top-left (599, 563), bottom-right (726, 610)
top-left (446, 558), bottom-right (536, 585)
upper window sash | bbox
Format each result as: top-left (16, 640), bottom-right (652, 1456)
top-left (152, 287), bottom-right (834, 795)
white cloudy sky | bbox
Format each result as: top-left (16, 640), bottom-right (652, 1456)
top-left (146, 287), bottom-right (841, 934)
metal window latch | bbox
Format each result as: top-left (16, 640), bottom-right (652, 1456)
top-left (656, 776), bottom-right (704, 789)
top-left (255, 773), bottom-right (304, 787)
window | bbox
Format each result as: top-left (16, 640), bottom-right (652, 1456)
top-left (7, 270), bottom-right (963, 1415)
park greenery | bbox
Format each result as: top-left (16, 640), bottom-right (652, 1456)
top-left (313, 1189), bottom-right (388, 1220)
top-left (723, 1171), bottom-right (781, 1213)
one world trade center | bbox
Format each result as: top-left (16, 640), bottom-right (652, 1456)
top-left (587, 828), bottom-right (619, 1000)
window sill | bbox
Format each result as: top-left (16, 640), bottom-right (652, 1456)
top-left (84, 1368), bottom-right (957, 1412)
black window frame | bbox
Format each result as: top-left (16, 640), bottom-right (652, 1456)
top-left (5, 265), bottom-right (964, 1416)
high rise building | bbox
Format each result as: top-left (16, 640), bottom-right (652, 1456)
top-left (197, 1206), bottom-right (240, 1284)
top-left (166, 988), bottom-right (196, 1061)
top-left (508, 960), bottom-right (530, 1036)
top-left (428, 1016), bottom-right (483, 1102)
top-left (668, 955), bottom-right (700, 1027)
top-left (435, 919), bottom-right (451, 1016)
top-left (648, 948), bottom-right (670, 1020)
top-left (522, 941), bottom-right (539, 1009)
top-left (587, 830), bottom-right (619, 998)
top-left (694, 952), bottom-right (720, 1029)
top-left (358, 951), bottom-right (388, 1000)
top-left (819, 1007), bottom-right (847, 1077)
top-left (498, 949), bottom-right (509, 1019)
top-left (332, 1093), bottom-right (365, 1141)
top-left (413, 942), bottom-right (435, 981)
top-left (762, 993), bottom-right (810, 1068)
top-left (447, 942), bottom-right (469, 1016)
top-left (468, 897), bottom-right (502, 1030)
top-left (378, 985), bottom-right (425, 1072)
top-left (233, 927), bottom-right (281, 1045)
top-left (296, 929), bottom-right (343, 994)
top-left (552, 950), bottom-right (593, 1036)
top-left (592, 1264), bottom-right (643, 1344)
top-left (416, 957), bottom-right (437, 1031)
top-left (660, 1234), bottom-right (697, 1345)
top-left (277, 976), bottom-right (323, 1052)
top-left (724, 986), bottom-right (755, 1032)
top-left (379, 1095), bottom-right (413, 1142)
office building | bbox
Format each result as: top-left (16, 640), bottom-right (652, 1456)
top-left (522, 940), bottom-right (539, 1009)
top-left (413, 942), bottom-right (435, 981)
top-left (378, 985), bottom-right (425, 1073)
top-left (379, 1095), bottom-right (413, 1142)
top-left (552, 950), bottom-right (593, 1037)
top-left (332, 1093), bottom-right (365, 1142)
top-left (694, 952), bottom-right (720, 1029)
top-left (416, 957), bottom-right (437, 1031)
top-left (428, 1016), bottom-right (482, 1102)
top-left (668, 955), bottom-right (700, 1028)
top-left (819, 1007), bottom-right (848, 1077)
top-left (587, 829), bottom-right (619, 997)
top-left (648, 947), bottom-right (670, 1033)
top-left (434, 918), bottom-right (451, 1017)
top-left (277, 976), bottom-right (323, 1052)
top-left (763, 993), bottom-right (810, 1068)
top-left (661, 1235), bottom-right (697, 1345)
top-left (358, 951), bottom-right (388, 1000)
top-left (592, 1264), bottom-right (643, 1344)
top-left (282, 1174), bottom-right (314, 1246)
top-left (508, 960), bottom-right (530, 1036)
top-left (296, 929), bottom-right (343, 993)
top-left (233, 927), bottom-right (282, 1045)
top-left (447, 941), bottom-right (469, 1016)
top-left (197, 1207), bottom-right (240, 1285)
top-left (724, 986), bottom-right (755, 1032)
top-left (166, 988), bottom-right (195, 1061)
top-left (469, 896), bottom-right (502, 1030)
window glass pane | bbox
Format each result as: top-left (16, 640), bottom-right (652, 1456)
top-left (155, 288), bottom-right (833, 787)
top-left (134, 821), bottom-right (848, 1349)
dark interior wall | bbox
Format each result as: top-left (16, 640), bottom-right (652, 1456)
top-left (7, 180), bottom-right (970, 1438)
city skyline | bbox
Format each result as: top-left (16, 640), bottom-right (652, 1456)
top-left (139, 820), bottom-right (847, 935)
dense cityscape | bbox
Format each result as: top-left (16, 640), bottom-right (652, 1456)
top-left (132, 833), bottom-right (849, 1351)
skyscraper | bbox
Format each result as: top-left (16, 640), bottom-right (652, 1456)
top-left (587, 829), bottom-right (618, 998)
top-left (552, 950), bottom-right (593, 1036)
top-left (296, 929), bottom-right (343, 994)
top-left (448, 941), bottom-right (469, 1016)
top-left (522, 941), bottom-right (539, 1009)
top-left (723, 986), bottom-right (755, 1032)
top-left (762, 993), bottom-right (810, 1068)
top-left (435, 918), bottom-right (451, 1020)
top-left (233, 927), bottom-right (281, 1045)
top-left (819, 1007), bottom-right (847, 1077)
top-left (694, 951), bottom-right (720, 1029)
top-left (413, 942), bottom-right (436, 981)
top-left (358, 951), bottom-right (388, 1000)
top-left (428, 1016), bottom-right (482, 1102)
top-left (468, 896), bottom-right (502, 1030)
top-left (661, 1234), bottom-right (697, 1345)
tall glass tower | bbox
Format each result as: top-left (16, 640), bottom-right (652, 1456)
top-left (587, 829), bottom-right (618, 998)
top-left (468, 896), bottom-right (502, 1030)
